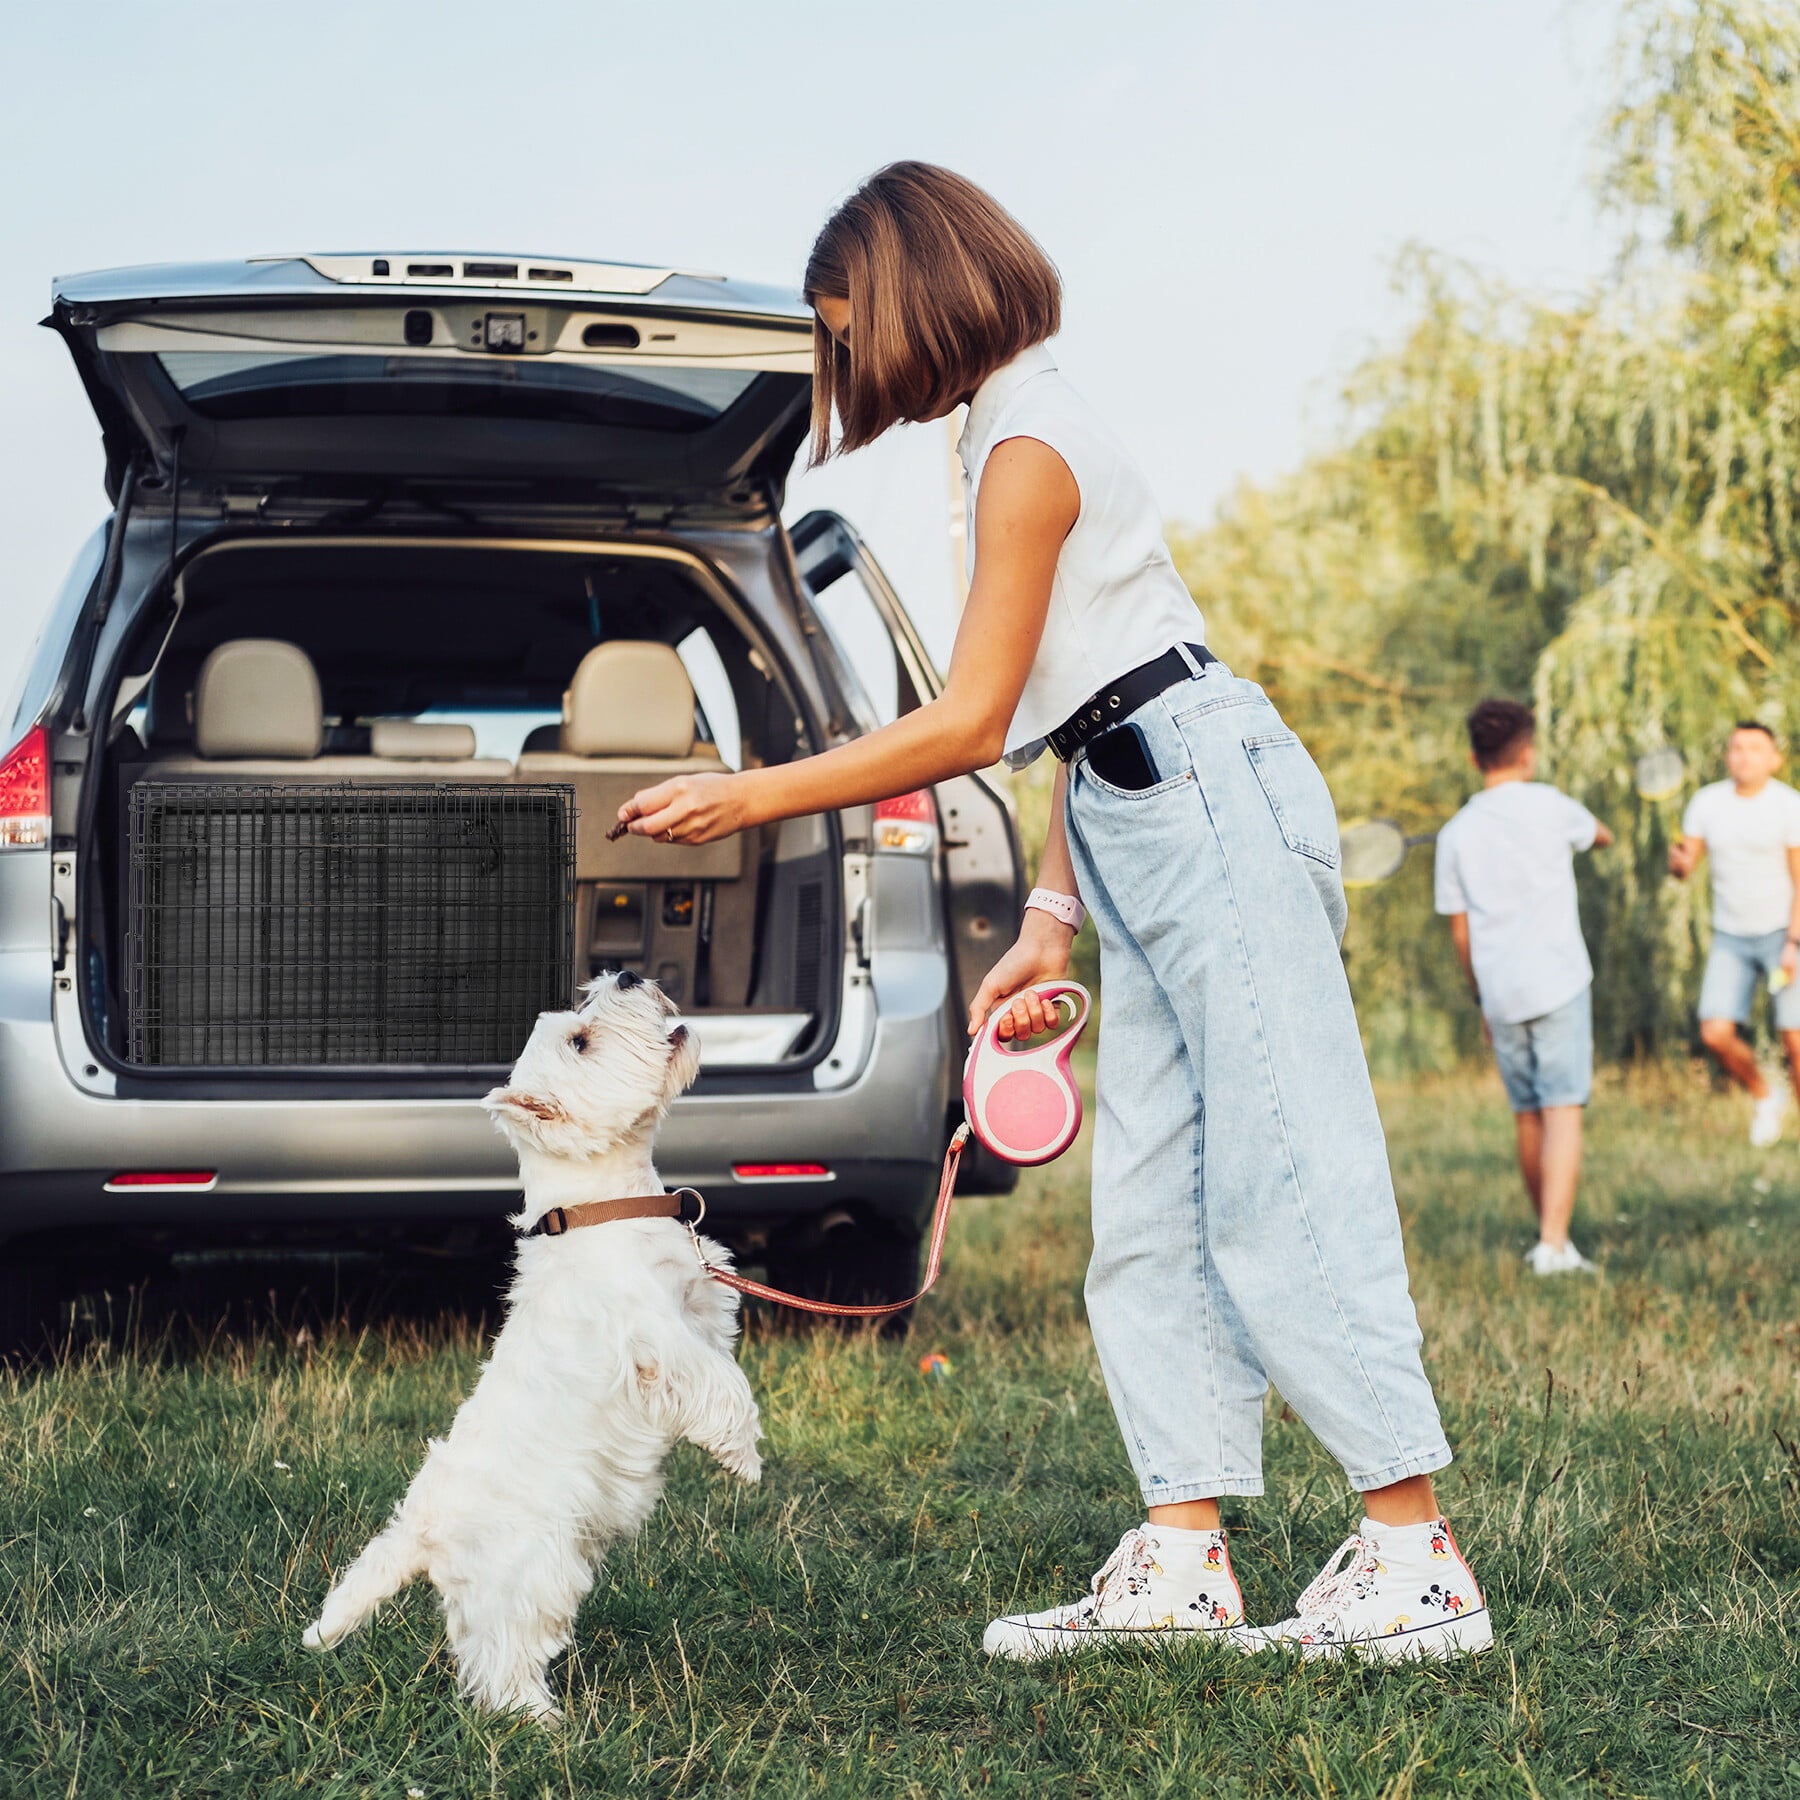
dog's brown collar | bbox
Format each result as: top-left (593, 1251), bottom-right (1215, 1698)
top-left (523, 1189), bottom-right (705, 1239)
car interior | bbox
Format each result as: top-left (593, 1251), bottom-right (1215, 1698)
top-left (88, 541), bottom-right (839, 1073)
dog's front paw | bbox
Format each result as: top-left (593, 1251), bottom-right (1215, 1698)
top-left (720, 1441), bottom-right (762, 1483)
top-left (301, 1620), bottom-right (332, 1652)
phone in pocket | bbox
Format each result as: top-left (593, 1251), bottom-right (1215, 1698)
top-left (1085, 722), bottom-right (1161, 791)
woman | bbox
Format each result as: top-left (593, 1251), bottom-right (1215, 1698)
top-left (615, 162), bottom-right (1489, 1663)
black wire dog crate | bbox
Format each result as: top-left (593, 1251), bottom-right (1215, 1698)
top-left (126, 783), bottom-right (575, 1067)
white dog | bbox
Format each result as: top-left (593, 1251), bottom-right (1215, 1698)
top-left (302, 970), bottom-right (762, 1724)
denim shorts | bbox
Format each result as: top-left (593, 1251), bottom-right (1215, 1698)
top-left (1488, 987), bottom-right (1593, 1113)
top-left (1698, 929), bottom-right (1800, 1031)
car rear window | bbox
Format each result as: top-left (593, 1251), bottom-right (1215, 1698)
top-left (154, 351), bottom-right (761, 433)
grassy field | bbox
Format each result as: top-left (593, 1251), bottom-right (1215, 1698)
top-left (4, 1062), bottom-right (1799, 1797)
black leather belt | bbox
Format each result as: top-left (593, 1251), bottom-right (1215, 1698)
top-left (1046, 643), bottom-right (1218, 762)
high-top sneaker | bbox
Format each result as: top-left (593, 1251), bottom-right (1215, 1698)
top-left (1240, 1516), bottom-right (1492, 1662)
top-left (983, 1524), bottom-right (1245, 1660)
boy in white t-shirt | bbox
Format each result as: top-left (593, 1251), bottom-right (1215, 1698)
top-left (1435, 700), bottom-right (1614, 1275)
top-left (1670, 721), bottom-right (1800, 1147)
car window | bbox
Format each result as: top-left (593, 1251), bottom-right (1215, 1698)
top-left (811, 571), bottom-right (900, 727)
top-left (154, 352), bottom-right (761, 434)
top-left (406, 709), bottom-right (558, 760)
top-left (677, 629), bottom-right (741, 769)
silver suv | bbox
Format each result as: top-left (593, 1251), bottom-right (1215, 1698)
top-left (0, 252), bottom-right (1022, 1348)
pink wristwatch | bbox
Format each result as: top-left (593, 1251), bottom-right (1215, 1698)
top-left (1025, 887), bottom-right (1086, 933)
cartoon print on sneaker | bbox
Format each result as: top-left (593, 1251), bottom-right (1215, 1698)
top-left (1204, 1542), bottom-right (1224, 1572)
top-left (1384, 1615), bottom-right (1412, 1636)
top-left (1187, 1592), bottom-right (1234, 1626)
top-left (1418, 1583), bottom-right (1466, 1614)
top-left (1122, 1555), bottom-right (1164, 1597)
top-left (1428, 1529), bottom-right (1449, 1560)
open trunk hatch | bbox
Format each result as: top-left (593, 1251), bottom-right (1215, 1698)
top-left (46, 255), bottom-right (813, 505)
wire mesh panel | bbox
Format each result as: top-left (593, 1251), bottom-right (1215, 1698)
top-left (126, 784), bottom-right (575, 1067)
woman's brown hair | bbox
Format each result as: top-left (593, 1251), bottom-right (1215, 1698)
top-left (802, 161), bottom-right (1061, 464)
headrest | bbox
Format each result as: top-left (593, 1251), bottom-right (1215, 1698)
top-left (145, 650), bottom-right (203, 746)
top-left (563, 641), bottom-right (696, 758)
top-left (368, 720), bottom-right (476, 760)
top-left (194, 639), bottom-right (323, 760)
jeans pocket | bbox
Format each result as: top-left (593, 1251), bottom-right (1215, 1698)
top-left (1078, 761), bottom-right (1196, 803)
top-left (1244, 731), bottom-right (1341, 869)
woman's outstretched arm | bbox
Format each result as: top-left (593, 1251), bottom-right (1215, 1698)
top-left (612, 437), bottom-right (1078, 844)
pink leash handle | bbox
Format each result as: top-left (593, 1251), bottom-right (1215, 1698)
top-left (964, 979), bottom-right (1091, 1167)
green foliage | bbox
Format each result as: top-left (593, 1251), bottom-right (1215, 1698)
top-left (1175, 0), bottom-right (1800, 1071)
top-left (4, 1070), bottom-right (1798, 1795)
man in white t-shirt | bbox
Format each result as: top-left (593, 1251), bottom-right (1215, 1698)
top-left (1435, 699), bottom-right (1613, 1275)
top-left (1670, 721), bottom-right (1800, 1147)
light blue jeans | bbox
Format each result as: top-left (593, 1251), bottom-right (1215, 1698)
top-left (1064, 665), bottom-right (1452, 1502)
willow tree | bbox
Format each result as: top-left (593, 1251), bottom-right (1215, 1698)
top-left (1175, 0), bottom-right (1800, 1071)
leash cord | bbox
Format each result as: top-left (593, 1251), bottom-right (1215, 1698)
top-left (689, 1125), bottom-right (970, 1318)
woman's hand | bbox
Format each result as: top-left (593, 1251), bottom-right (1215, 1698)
top-left (614, 772), bottom-right (751, 845)
top-left (967, 912), bottom-right (1077, 1041)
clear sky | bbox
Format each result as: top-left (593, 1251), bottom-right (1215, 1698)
top-left (0, 0), bottom-right (1619, 688)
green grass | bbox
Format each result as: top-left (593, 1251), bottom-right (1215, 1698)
top-left (5, 1064), bottom-right (1799, 1797)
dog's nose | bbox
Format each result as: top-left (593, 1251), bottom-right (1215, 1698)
top-left (614, 968), bottom-right (643, 990)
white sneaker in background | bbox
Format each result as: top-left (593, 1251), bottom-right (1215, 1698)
top-left (1240, 1516), bottom-right (1492, 1662)
top-left (983, 1524), bottom-right (1245, 1659)
top-left (1750, 1086), bottom-right (1789, 1149)
top-left (1525, 1239), bottom-right (1596, 1276)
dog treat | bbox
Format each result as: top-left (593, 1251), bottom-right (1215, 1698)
top-left (605, 819), bottom-right (631, 841)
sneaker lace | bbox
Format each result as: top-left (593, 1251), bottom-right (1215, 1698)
top-left (1085, 1527), bottom-right (1156, 1609)
top-left (1289, 1533), bottom-right (1379, 1625)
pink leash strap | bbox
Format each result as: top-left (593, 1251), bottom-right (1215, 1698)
top-left (698, 1125), bottom-right (969, 1318)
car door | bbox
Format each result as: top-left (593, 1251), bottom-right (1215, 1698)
top-left (788, 510), bottom-right (1026, 1047)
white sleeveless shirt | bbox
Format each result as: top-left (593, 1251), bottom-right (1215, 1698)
top-left (957, 343), bottom-right (1205, 769)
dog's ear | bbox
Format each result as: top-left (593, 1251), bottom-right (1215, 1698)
top-left (665, 1023), bottom-right (702, 1096)
top-left (482, 1086), bottom-right (577, 1153)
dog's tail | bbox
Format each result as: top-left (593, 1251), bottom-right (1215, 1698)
top-left (302, 1515), bottom-right (427, 1652)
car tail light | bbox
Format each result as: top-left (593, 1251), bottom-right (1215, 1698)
top-left (103, 1171), bottom-right (218, 1192)
top-left (731, 1162), bottom-right (834, 1183)
top-left (0, 726), bottom-right (50, 850)
top-left (873, 789), bottom-right (937, 854)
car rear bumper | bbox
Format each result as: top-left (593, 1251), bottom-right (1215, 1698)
top-left (0, 1007), bottom-right (951, 1242)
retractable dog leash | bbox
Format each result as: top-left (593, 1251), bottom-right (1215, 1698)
top-left (961, 980), bottom-right (1090, 1166)
top-left (527, 983), bottom-right (1093, 1320)
top-left (697, 980), bottom-right (1092, 1317)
